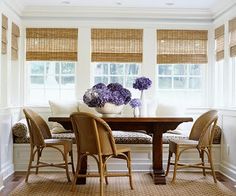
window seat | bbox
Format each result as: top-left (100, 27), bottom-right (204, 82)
top-left (12, 119), bottom-right (222, 172)
top-left (12, 119), bottom-right (221, 145)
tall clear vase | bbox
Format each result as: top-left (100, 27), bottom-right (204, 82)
top-left (139, 90), bottom-right (147, 117)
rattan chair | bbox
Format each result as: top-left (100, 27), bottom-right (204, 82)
top-left (70, 112), bottom-right (133, 196)
top-left (23, 108), bottom-right (75, 182)
top-left (166, 110), bottom-right (218, 183)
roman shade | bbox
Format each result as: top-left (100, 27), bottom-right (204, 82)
top-left (91, 28), bottom-right (143, 62)
top-left (26, 28), bottom-right (78, 61)
top-left (215, 25), bottom-right (225, 61)
top-left (229, 17), bottom-right (236, 57)
top-left (157, 30), bottom-right (208, 64)
top-left (12, 22), bottom-right (20, 60)
top-left (2, 14), bottom-right (8, 54)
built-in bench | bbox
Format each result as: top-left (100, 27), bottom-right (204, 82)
top-left (12, 119), bottom-right (222, 172)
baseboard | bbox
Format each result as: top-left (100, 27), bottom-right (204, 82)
top-left (1, 162), bottom-right (14, 180)
top-left (13, 143), bottom-right (221, 173)
top-left (0, 172), bottom-right (4, 191)
top-left (219, 161), bottom-right (236, 182)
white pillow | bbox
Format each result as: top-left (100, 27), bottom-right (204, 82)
top-left (50, 122), bottom-right (71, 134)
top-left (49, 100), bottom-right (79, 116)
top-left (78, 101), bottom-right (101, 116)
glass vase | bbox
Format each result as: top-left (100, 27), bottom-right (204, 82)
top-left (133, 107), bottom-right (140, 117)
top-left (139, 90), bottom-right (147, 117)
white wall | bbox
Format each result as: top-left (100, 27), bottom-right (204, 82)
top-left (212, 4), bottom-right (236, 181)
top-left (0, 0), bottom-right (22, 189)
top-left (0, 0), bottom-right (236, 185)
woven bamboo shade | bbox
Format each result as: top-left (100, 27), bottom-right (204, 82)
top-left (157, 30), bottom-right (208, 64)
top-left (26, 28), bottom-right (78, 61)
top-left (2, 14), bottom-right (8, 54)
top-left (11, 23), bottom-right (20, 60)
top-left (229, 17), bottom-right (236, 57)
top-left (215, 25), bottom-right (224, 61)
top-left (91, 28), bottom-right (143, 62)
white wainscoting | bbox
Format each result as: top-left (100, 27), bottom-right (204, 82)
top-left (219, 109), bottom-right (236, 181)
top-left (13, 143), bottom-right (221, 173)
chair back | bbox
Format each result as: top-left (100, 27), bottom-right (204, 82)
top-left (70, 112), bottom-right (117, 156)
top-left (23, 108), bottom-right (52, 147)
top-left (189, 110), bottom-right (218, 148)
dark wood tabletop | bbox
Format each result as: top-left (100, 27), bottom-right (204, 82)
top-left (49, 116), bottom-right (193, 184)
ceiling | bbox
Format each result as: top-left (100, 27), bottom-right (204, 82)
top-left (8, 0), bottom-right (236, 19)
top-left (16, 0), bottom-right (222, 9)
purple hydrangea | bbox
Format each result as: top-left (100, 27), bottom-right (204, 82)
top-left (133, 77), bottom-right (152, 90)
top-left (129, 98), bottom-right (142, 108)
top-left (83, 83), bottom-right (132, 107)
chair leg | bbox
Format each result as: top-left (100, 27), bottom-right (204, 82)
top-left (171, 148), bottom-right (179, 183)
top-left (200, 150), bottom-right (206, 176)
top-left (35, 148), bottom-right (41, 174)
top-left (71, 154), bottom-right (81, 192)
top-left (64, 152), bottom-right (71, 182)
top-left (99, 160), bottom-right (104, 196)
top-left (70, 150), bottom-right (75, 174)
top-left (208, 147), bottom-right (217, 183)
top-left (102, 156), bottom-right (108, 185)
top-left (127, 151), bottom-right (134, 190)
top-left (166, 151), bottom-right (172, 176)
top-left (25, 146), bottom-right (35, 183)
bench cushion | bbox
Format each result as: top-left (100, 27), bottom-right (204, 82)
top-left (12, 119), bottom-right (222, 145)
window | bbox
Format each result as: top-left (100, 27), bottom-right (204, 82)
top-left (91, 28), bottom-right (143, 90)
top-left (229, 17), bottom-right (236, 106)
top-left (214, 25), bottom-right (225, 106)
top-left (157, 64), bottom-right (202, 90)
top-left (27, 61), bottom-right (76, 104)
top-left (26, 28), bottom-right (78, 104)
top-left (156, 30), bottom-right (208, 106)
top-left (93, 62), bottom-right (140, 88)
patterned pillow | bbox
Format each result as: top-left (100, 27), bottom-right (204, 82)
top-left (12, 119), bottom-right (28, 138)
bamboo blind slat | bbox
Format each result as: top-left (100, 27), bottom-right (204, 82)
top-left (91, 28), bottom-right (143, 62)
top-left (2, 14), bottom-right (8, 29)
top-left (11, 23), bottom-right (20, 60)
top-left (26, 28), bottom-right (78, 61)
top-left (1, 14), bottom-right (8, 54)
top-left (157, 30), bottom-right (208, 64)
top-left (229, 17), bottom-right (236, 57)
top-left (12, 23), bottom-right (20, 36)
top-left (215, 25), bottom-right (224, 61)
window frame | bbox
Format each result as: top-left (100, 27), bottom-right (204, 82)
top-left (92, 62), bottom-right (141, 89)
top-left (156, 64), bottom-right (204, 91)
top-left (26, 61), bottom-right (76, 105)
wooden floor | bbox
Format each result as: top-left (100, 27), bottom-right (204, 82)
top-left (1, 172), bottom-right (235, 196)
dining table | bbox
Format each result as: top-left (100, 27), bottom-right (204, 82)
top-left (48, 115), bottom-right (193, 185)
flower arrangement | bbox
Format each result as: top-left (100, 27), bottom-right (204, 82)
top-left (133, 77), bottom-right (152, 90)
top-left (132, 76), bottom-right (152, 117)
top-left (129, 98), bottom-right (141, 108)
top-left (83, 83), bottom-right (131, 108)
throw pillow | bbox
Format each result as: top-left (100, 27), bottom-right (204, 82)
top-left (50, 122), bottom-right (71, 134)
top-left (49, 100), bottom-right (79, 116)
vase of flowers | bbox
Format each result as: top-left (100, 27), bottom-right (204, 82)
top-left (129, 98), bottom-right (141, 117)
top-left (83, 83), bottom-right (131, 117)
top-left (133, 77), bottom-right (152, 117)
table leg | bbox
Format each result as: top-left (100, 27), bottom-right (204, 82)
top-left (76, 155), bottom-right (87, 184)
top-left (152, 131), bottom-right (166, 184)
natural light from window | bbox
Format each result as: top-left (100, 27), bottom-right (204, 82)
top-left (93, 62), bottom-right (140, 89)
top-left (27, 61), bottom-right (76, 105)
top-left (156, 64), bottom-right (205, 106)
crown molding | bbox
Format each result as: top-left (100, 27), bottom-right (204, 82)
top-left (21, 6), bottom-right (213, 21)
top-left (211, 0), bottom-right (236, 19)
top-left (3, 0), bottom-right (23, 16)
